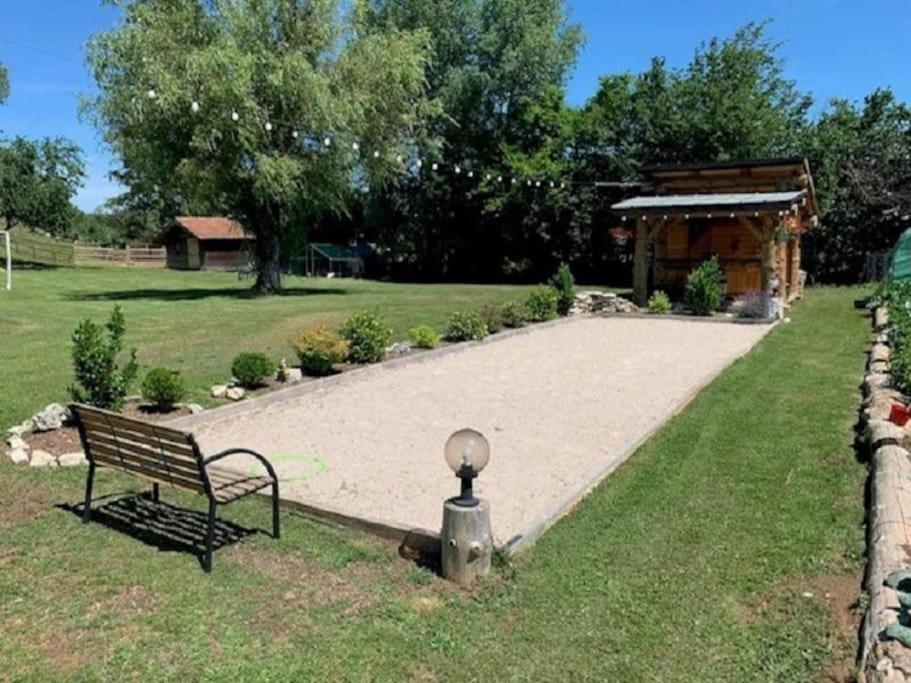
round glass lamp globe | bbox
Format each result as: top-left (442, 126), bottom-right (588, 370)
top-left (444, 429), bottom-right (490, 474)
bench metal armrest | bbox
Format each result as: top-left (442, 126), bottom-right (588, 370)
top-left (204, 448), bottom-right (278, 481)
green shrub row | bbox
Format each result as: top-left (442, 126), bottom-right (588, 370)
top-left (888, 281), bottom-right (911, 392)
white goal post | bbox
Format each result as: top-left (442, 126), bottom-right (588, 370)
top-left (1, 231), bottom-right (10, 291)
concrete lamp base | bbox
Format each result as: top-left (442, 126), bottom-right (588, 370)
top-left (441, 498), bottom-right (493, 586)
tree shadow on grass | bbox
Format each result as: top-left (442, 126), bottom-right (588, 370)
top-left (64, 286), bottom-right (349, 302)
top-left (57, 492), bottom-right (258, 570)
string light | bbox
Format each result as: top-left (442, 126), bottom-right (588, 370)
top-left (351, 141), bottom-right (359, 151)
top-left (292, 130), bottom-right (299, 139)
top-left (373, 150), bottom-right (380, 159)
top-left (191, 101), bottom-right (200, 114)
top-left (147, 88), bottom-right (157, 99)
top-left (467, 170), bottom-right (474, 178)
top-left (231, 110), bottom-right (239, 122)
top-left (396, 154), bottom-right (404, 163)
top-left (265, 121), bottom-right (273, 132)
top-left (323, 136), bottom-right (331, 147)
top-left (455, 165), bottom-right (462, 175)
top-left (432, 162), bottom-right (439, 171)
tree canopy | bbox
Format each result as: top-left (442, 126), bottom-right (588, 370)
top-left (86, 0), bottom-right (434, 291)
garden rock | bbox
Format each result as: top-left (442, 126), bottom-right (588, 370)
top-left (211, 385), bottom-right (228, 399)
top-left (9, 448), bottom-right (29, 465)
top-left (570, 290), bottom-right (640, 316)
top-left (186, 403), bottom-right (205, 415)
top-left (285, 368), bottom-right (303, 383)
top-left (226, 387), bottom-right (246, 401)
top-left (58, 451), bottom-right (87, 467)
top-left (6, 435), bottom-right (26, 451)
top-left (387, 341), bottom-right (413, 358)
top-left (29, 450), bottom-right (57, 468)
top-left (31, 403), bottom-right (72, 432)
top-left (7, 421), bottom-right (32, 438)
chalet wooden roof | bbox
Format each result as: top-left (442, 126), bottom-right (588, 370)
top-left (611, 190), bottom-right (807, 215)
top-left (175, 216), bottom-right (250, 241)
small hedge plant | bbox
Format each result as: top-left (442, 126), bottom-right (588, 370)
top-left (684, 256), bottom-right (723, 316)
top-left (549, 263), bottom-right (576, 316)
top-left (501, 300), bottom-right (529, 328)
top-left (141, 368), bottom-right (186, 411)
top-left (888, 281), bottom-right (911, 392)
top-left (340, 310), bottom-right (392, 363)
top-left (446, 311), bottom-right (489, 342)
top-left (647, 290), bottom-right (671, 314)
top-left (409, 324), bottom-right (440, 349)
top-left (294, 325), bottom-right (349, 376)
top-left (526, 286), bottom-right (559, 322)
top-left (69, 305), bottom-right (138, 410)
top-left (231, 352), bottom-right (274, 388)
top-left (479, 305), bottom-right (503, 334)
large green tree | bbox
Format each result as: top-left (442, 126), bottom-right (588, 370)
top-left (361, 0), bottom-right (583, 280)
top-left (86, 0), bottom-right (433, 292)
top-left (803, 89), bottom-right (911, 282)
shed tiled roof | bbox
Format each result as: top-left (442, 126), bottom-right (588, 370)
top-left (611, 190), bottom-right (806, 214)
top-left (175, 216), bottom-right (249, 240)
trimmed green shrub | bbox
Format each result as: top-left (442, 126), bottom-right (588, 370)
top-left (340, 310), bottom-right (392, 363)
top-left (549, 263), bottom-right (576, 316)
top-left (69, 305), bottom-right (138, 410)
top-left (526, 286), bottom-right (559, 322)
top-left (684, 256), bottom-right (723, 316)
top-left (409, 324), bottom-right (440, 349)
top-left (141, 368), bottom-right (187, 411)
top-left (231, 352), bottom-right (274, 388)
top-left (479, 305), bottom-right (504, 334)
top-left (647, 290), bottom-right (672, 314)
top-left (501, 300), bottom-right (529, 328)
top-left (446, 311), bottom-right (489, 342)
top-left (294, 325), bottom-right (349, 376)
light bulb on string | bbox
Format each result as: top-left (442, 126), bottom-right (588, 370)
top-left (550, 181), bottom-right (555, 188)
top-left (373, 150), bottom-right (381, 159)
top-left (455, 165), bottom-right (462, 175)
top-left (147, 88), bottom-right (157, 99)
top-left (291, 130), bottom-right (299, 139)
top-left (352, 142), bottom-right (360, 152)
top-left (486, 174), bottom-right (492, 181)
top-left (432, 162), bottom-right (439, 171)
top-left (191, 101), bottom-right (200, 114)
top-left (396, 154), bottom-right (404, 164)
top-left (535, 181), bottom-right (541, 188)
top-left (527, 180), bottom-right (532, 187)
top-left (231, 110), bottom-right (240, 122)
top-left (323, 136), bottom-right (331, 147)
top-left (265, 121), bottom-right (273, 132)
top-left (498, 176), bottom-right (503, 182)
top-left (416, 159), bottom-right (423, 168)
top-left (467, 170), bottom-right (474, 178)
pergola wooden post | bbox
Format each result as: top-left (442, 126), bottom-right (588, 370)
top-left (632, 217), bottom-right (659, 306)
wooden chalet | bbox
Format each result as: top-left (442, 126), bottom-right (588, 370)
top-left (611, 158), bottom-right (818, 308)
top-left (162, 217), bottom-right (254, 270)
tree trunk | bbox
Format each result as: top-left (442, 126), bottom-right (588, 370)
top-left (254, 231), bottom-right (283, 294)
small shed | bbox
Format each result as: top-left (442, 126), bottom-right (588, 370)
top-left (303, 243), bottom-right (364, 278)
top-left (611, 158), bottom-right (818, 308)
top-left (162, 217), bottom-right (254, 271)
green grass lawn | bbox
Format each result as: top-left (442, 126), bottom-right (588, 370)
top-left (0, 267), bottom-right (542, 428)
top-left (0, 284), bottom-right (869, 681)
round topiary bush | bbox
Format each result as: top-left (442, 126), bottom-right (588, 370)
top-left (525, 286), bottom-right (559, 322)
top-left (231, 352), bottom-right (274, 388)
top-left (340, 310), bottom-right (392, 364)
top-left (141, 368), bottom-right (187, 411)
top-left (293, 325), bottom-right (349, 376)
top-left (409, 324), bottom-right (441, 349)
top-left (445, 311), bottom-right (489, 342)
top-left (500, 300), bottom-right (529, 328)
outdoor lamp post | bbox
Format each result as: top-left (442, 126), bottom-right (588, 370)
top-left (444, 428), bottom-right (490, 507)
top-left (441, 429), bottom-right (493, 585)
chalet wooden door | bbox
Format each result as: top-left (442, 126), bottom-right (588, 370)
top-left (187, 238), bottom-right (200, 269)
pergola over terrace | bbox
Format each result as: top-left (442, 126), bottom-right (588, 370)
top-left (611, 158), bottom-right (819, 310)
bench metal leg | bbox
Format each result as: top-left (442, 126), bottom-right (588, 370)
top-left (151, 483), bottom-right (159, 503)
top-left (272, 481), bottom-right (280, 539)
top-left (82, 463), bottom-right (96, 524)
top-left (204, 498), bottom-right (216, 573)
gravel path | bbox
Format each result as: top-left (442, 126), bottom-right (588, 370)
top-left (187, 316), bottom-right (770, 545)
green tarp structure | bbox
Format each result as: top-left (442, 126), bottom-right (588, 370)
top-left (890, 226), bottom-right (911, 283)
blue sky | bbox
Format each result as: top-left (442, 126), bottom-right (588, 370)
top-left (1, 1), bottom-right (909, 211)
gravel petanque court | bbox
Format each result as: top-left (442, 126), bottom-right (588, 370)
top-left (179, 316), bottom-right (771, 550)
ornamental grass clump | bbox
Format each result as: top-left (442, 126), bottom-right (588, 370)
top-left (231, 352), bottom-right (274, 388)
top-left (479, 304), bottom-right (504, 334)
top-left (409, 324), bottom-right (440, 349)
top-left (684, 256), bottom-right (723, 316)
top-left (294, 325), bottom-right (349, 376)
top-left (69, 305), bottom-right (138, 410)
top-left (340, 310), bottom-right (392, 363)
top-left (647, 290), bottom-right (671, 314)
top-left (141, 368), bottom-right (187, 411)
top-left (446, 311), bottom-right (489, 342)
top-left (525, 286), bottom-right (559, 322)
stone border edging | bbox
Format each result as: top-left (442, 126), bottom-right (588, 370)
top-left (859, 306), bottom-right (911, 682)
top-left (599, 312), bottom-right (776, 325)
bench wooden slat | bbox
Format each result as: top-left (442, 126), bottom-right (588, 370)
top-left (79, 423), bottom-right (198, 455)
top-left (89, 445), bottom-right (205, 489)
top-left (92, 452), bottom-right (207, 493)
top-left (86, 439), bottom-right (203, 482)
top-left (75, 408), bottom-right (192, 443)
top-left (83, 430), bottom-right (199, 465)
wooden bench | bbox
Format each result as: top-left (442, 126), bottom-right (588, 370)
top-left (71, 404), bottom-right (280, 572)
